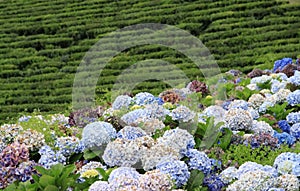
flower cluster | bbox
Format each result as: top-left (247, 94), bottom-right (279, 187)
top-left (273, 58), bottom-right (293, 72)
top-left (277, 120), bottom-right (291, 133)
top-left (170, 105), bottom-right (195, 122)
top-left (38, 145), bottom-right (66, 169)
top-left (224, 108), bottom-right (253, 131)
top-left (287, 89), bottom-right (300, 106)
top-left (54, 136), bottom-right (84, 157)
top-left (133, 92), bottom-right (156, 106)
top-left (116, 126), bottom-right (146, 140)
top-left (186, 80), bottom-right (209, 95)
top-left (15, 129), bottom-right (45, 151)
top-left (250, 120), bottom-right (274, 135)
top-left (290, 123), bottom-right (300, 139)
top-left (156, 158), bottom-right (190, 187)
top-left (0, 124), bottom-right (23, 145)
top-left (159, 89), bottom-right (184, 104)
top-left (185, 149), bottom-right (212, 175)
top-left (108, 167), bottom-right (141, 190)
top-left (112, 95), bottom-right (132, 110)
top-left (203, 174), bottom-right (226, 191)
top-left (78, 161), bottom-right (106, 179)
top-left (286, 112), bottom-right (300, 124)
top-left (244, 133), bottom-right (278, 148)
top-left (81, 122), bottom-right (116, 149)
top-left (273, 152), bottom-right (300, 176)
top-left (248, 94), bottom-right (265, 109)
top-left (273, 131), bottom-right (296, 146)
top-left (138, 169), bottom-right (173, 190)
top-left (228, 100), bottom-right (248, 110)
top-left (139, 118), bottom-right (165, 136)
top-left (288, 70), bottom-right (300, 86)
top-left (157, 128), bottom-right (195, 157)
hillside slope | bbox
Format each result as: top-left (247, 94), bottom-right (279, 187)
top-left (0, 0), bottom-right (300, 123)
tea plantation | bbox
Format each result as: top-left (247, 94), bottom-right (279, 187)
top-left (1, 0), bottom-right (300, 123)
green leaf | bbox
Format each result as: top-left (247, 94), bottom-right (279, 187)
top-left (83, 150), bottom-right (98, 160)
top-left (44, 185), bottom-right (59, 191)
top-left (34, 165), bottom-right (49, 175)
top-left (50, 163), bottom-right (64, 177)
top-left (186, 170), bottom-right (205, 191)
top-left (39, 175), bottom-right (56, 188)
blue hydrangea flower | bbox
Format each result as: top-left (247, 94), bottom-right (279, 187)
top-left (286, 112), bottom-right (300, 124)
top-left (203, 175), bottom-right (226, 191)
top-left (170, 105), bottom-right (195, 122)
top-left (54, 136), bottom-right (84, 157)
top-left (89, 181), bottom-right (111, 191)
top-left (258, 101), bottom-right (275, 113)
top-left (290, 123), bottom-right (300, 139)
top-left (38, 145), bottom-right (66, 169)
top-left (81, 122), bottom-right (116, 149)
top-left (237, 162), bottom-right (278, 179)
top-left (156, 158), bottom-right (190, 187)
top-left (185, 149), bottom-right (212, 175)
top-left (278, 120), bottom-right (291, 133)
top-left (112, 95), bottom-right (132, 110)
top-left (288, 70), bottom-right (300, 86)
top-left (250, 75), bottom-right (272, 84)
top-left (287, 90), bottom-right (300, 106)
top-left (133, 92), bottom-right (155, 106)
top-left (273, 58), bottom-right (293, 72)
top-left (272, 131), bottom-right (296, 146)
top-left (116, 126), bottom-right (146, 140)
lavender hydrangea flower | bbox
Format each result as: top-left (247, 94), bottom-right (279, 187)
top-left (156, 158), bottom-right (190, 187)
top-left (112, 95), bottom-right (132, 110)
top-left (185, 149), bottom-right (212, 175)
top-left (286, 112), bottom-right (300, 124)
top-left (287, 90), bottom-right (300, 106)
top-left (203, 175), bottom-right (226, 191)
top-left (81, 122), bottom-right (116, 149)
top-left (290, 123), bottom-right (300, 139)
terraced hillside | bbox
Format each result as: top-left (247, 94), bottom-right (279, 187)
top-left (1, 0), bottom-right (300, 123)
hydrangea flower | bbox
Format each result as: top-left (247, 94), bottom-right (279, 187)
top-left (157, 128), bottom-right (195, 157)
top-left (81, 122), bottom-right (116, 149)
top-left (287, 90), bottom-right (300, 106)
top-left (272, 131), bottom-right (296, 146)
top-left (258, 101), bottom-right (275, 113)
top-left (288, 70), bottom-right (300, 86)
top-left (276, 174), bottom-right (299, 191)
top-left (133, 92), bottom-right (155, 106)
top-left (141, 143), bottom-right (179, 171)
top-left (138, 118), bottom-right (165, 136)
top-left (88, 181), bottom-right (111, 191)
top-left (121, 109), bottom-right (149, 125)
top-left (290, 123), bottom-right (300, 139)
top-left (271, 79), bottom-right (286, 93)
top-left (286, 112), bottom-right (300, 124)
top-left (78, 161), bottom-right (106, 180)
top-left (251, 120), bottom-right (274, 135)
top-left (102, 138), bottom-right (140, 167)
top-left (185, 149), bottom-right (212, 175)
top-left (248, 94), bottom-right (265, 109)
top-left (116, 126), bottom-right (146, 140)
top-left (250, 75), bottom-right (272, 85)
top-left (0, 124), bottom-right (23, 144)
top-left (112, 95), bottom-right (132, 110)
top-left (273, 152), bottom-right (300, 176)
top-left (38, 145), bottom-right (66, 169)
top-left (170, 105), bottom-right (195, 122)
top-left (228, 100), bottom-right (248, 110)
top-left (219, 167), bottom-right (238, 184)
top-left (15, 129), bottom-right (45, 151)
top-left (277, 120), bottom-right (291, 133)
top-left (0, 142), bottom-right (29, 167)
top-left (203, 105), bottom-right (226, 124)
top-left (273, 88), bottom-right (291, 103)
top-left (14, 161), bottom-right (37, 182)
top-left (203, 175), bottom-right (226, 191)
top-left (273, 58), bottom-right (293, 72)
top-left (138, 169), bottom-right (173, 191)
top-left (237, 162), bottom-right (278, 179)
top-left (224, 108), bottom-right (253, 131)
top-left (156, 158), bottom-right (190, 187)
top-left (227, 170), bottom-right (276, 191)
top-left (108, 167), bottom-right (140, 190)
top-left (248, 107), bottom-right (259, 119)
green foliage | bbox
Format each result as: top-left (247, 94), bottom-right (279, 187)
top-left (185, 170), bottom-right (207, 191)
top-left (208, 142), bottom-right (300, 167)
top-left (266, 102), bottom-right (294, 120)
top-left (257, 80), bottom-right (272, 90)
